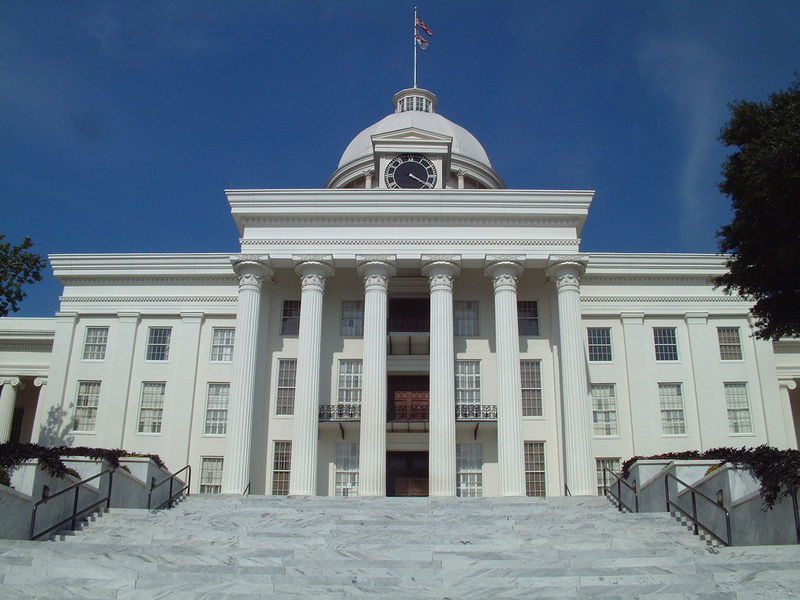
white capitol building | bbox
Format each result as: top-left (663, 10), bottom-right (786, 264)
top-left (1, 86), bottom-right (799, 498)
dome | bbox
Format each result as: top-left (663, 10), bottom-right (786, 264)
top-left (338, 111), bottom-right (492, 169)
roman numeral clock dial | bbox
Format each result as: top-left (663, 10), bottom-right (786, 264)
top-left (384, 154), bottom-right (437, 189)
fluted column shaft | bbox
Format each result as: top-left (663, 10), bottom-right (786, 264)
top-left (485, 262), bottom-right (526, 496)
top-left (357, 261), bottom-right (395, 496)
top-left (222, 259), bottom-right (271, 494)
top-left (0, 377), bottom-right (23, 443)
top-left (549, 259), bottom-right (595, 496)
top-left (423, 261), bottom-right (459, 496)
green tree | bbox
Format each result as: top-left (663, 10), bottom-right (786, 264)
top-left (0, 234), bottom-right (47, 317)
top-left (715, 75), bottom-right (800, 339)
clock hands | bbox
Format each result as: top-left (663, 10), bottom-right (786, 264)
top-left (407, 172), bottom-right (430, 187)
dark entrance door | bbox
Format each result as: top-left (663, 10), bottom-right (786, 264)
top-left (386, 451), bottom-right (429, 496)
top-left (388, 375), bottom-right (429, 421)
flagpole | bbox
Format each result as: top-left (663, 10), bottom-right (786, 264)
top-left (413, 6), bottom-right (417, 88)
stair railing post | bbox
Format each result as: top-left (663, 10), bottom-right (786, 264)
top-left (691, 490), bottom-right (699, 536)
top-left (168, 477), bottom-right (174, 508)
top-left (664, 476), bottom-right (669, 512)
top-left (71, 486), bottom-right (80, 531)
top-left (106, 470), bottom-right (114, 510)
top-left (792, 487), bottom-right (799, 544)
top-left (617, 478), bottom-right (622, 512)
top-left (633, 480), bottom-right (638, 513)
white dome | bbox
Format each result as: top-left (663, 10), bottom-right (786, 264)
top-left (338, 110), bottom-right (492, 169)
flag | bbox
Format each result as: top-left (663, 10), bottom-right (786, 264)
top-left (415, 31), bottom-right (429, 50)
top-left (415, 17), bottom-right (433, 36)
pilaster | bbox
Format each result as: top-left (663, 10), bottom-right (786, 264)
top-left (0, 377), bottom-right (24, 443)
top-left (289, 258), bottom-right (334, 496)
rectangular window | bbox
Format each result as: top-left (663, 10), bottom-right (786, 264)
top-left (340, 301), bottom-right (364, 336)
top-left (272, 441), bottom-right (291, 495)
top-left (595, 458), bottom-right (621, 496)
top-left (653, 327), bottom-right (678, 361)
top-left (518, 301), bottom-right (540, 336)
top-left (82, 327), bottom-right (109, 360)
top-left (204, 383), bottom-right (230, 435)
top-left (199, 457), bottom-right (223, 494)
top-left (454, 301), bottom-right (480, 336)
top-left (455, 361), bottom-right (481, 407)
top-left (281, 300), bottom-right (301, 335)
top-left (524, 441), bottom-right (546, 497)
top-left (146, 327), bottom-right (171, 361)
top-left (520, 360), bottom-right (543, 416)
top-left (275, 359), bottom-right (297, 415)
top-left (591, 384), bottom-right (618, 436)
top-left (73, 381), bottom-right (101, 432)
top-left (335, 442), bottom-right (359, 496)
top-left (725, 382), bottom-right (753, 433)
top-left (659, 383), bottom-right (686, 434)
top-left (587, 327), bottom-right (612, 362)
top-left (337, 360), bottom-right (362, 406)
top-left (138, 382), bottom-right (165, 433)
top-left (718, 327), bottom-right (743, 360)
top-left (210, 328), bottom-right (235, 362)
top-left (456, 444), bottom-right (483, 497)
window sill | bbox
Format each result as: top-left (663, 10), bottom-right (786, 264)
top-left (71, 431), bottom-right (96, 435)
top-left (200, 434), bottom-right (227, 438)
top-left (592, 435), bottom-right (621, 439)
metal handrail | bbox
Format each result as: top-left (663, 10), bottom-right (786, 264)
top-left (792, 486), bottom-right (799, 544)
top-left (29, 468), bottom-right (113, 541)
top-left (147, 465), bottom-right (191, 510)
top-left (243, 481), bottom-right (251, 496)
top-left (604, 468), bottom-right (638, 513)
top-left (665, 473), bottom-right (731, 546)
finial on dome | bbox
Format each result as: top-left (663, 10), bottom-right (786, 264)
top-left (393, 88), bottom-right (438, 114)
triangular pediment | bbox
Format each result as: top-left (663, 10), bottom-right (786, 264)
top-left (371, 127), bottom-right (452, 156)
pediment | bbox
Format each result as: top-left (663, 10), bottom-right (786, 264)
top-left (371, 127), bottom-right (452, 156)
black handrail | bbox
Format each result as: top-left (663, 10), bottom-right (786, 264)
top-left (792, 486), bottom-right (799, 544)
top-left (603, 468), bottom-right (638, 513)
top-left (243, 481), bottom-right (251, 496)
top-left (665, 473), bottom-right (731, 546)
top-left (29, 469), bottom-right (113, 541)
top-left (147, 465), bottom-right (191, 510)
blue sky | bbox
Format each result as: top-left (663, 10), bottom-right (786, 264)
top-left (3, 1), bottom-right (799, 317)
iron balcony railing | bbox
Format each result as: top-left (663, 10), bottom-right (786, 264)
top-left (318, 404), bottom-right (498, 422)
top-left (387, 317), bottom-right (430, 333)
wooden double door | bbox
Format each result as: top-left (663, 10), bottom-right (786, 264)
top-left (388, 375), bottom-right (429, 421)
top-left (387, 451), bottom-right (429, 496)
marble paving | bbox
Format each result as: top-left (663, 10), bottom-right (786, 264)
top-left (1, 494), bottom-right (799, 599)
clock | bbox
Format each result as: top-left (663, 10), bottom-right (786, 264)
top-left (384, 154), bottom-right (437, 189)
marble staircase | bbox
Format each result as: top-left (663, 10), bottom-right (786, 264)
top-left (2, 494), bottom-right (799, 599)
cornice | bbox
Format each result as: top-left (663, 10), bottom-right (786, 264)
top-left (49, 253), bottom-right (236, 278)
top-left (774, 340), bottom-right (800, 354)
top-left (581, 295), bottom-right (750, 303)
top-left (240, 215), bottom-right (582, 227)
top-left (60, 296), bottom-right (238, 304)
top-left (58, 276), bottom-right (237, 286)
top-left (240, 238), bottom-right (580, 247)
top-left (0, 342), bottom-right (53, 352)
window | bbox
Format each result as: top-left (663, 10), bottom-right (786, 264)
top-left (518, 301), bottom-right (540, 336)
top-left (138, 382), bottom-right (165, 433)
top-left (587, 328), bottom-right (612, 362)
top-left (204, 383), bottom-right (230, 435)
top-left (455, 361), bottom-right (481, 407)
top-left (718, 327), bottom-right (743, 360)
top-left (596, 458), bottom-right (621, 495)
top-left (82, 327), bottom-right (108, 360)
top-left (199, 457), bottom-right (223, 493)
top-left (520, 360), bottom-right (542, 416)
top-left (524, 441), bottom-right (546, 497)
top-left (456, 444), bottom-right (483, 497)
top-left (454, 301), bottom-right (479, 336)
top-left (146, 328), bottom-right (171, 361)
top-left (341, 301), bottom-right (364, 336)
top-left (275, 359), bottom-right (297, 415)
top-left (591, 384), bottom-right (618, 436)
top-left (653, 327), bottom-right (678, 361)
top-left (210, 328), bottom-right (235, 362)
top-left (73, 381), bottom-right (101, 432)
top-left (281, 300), bottom-right (301, 335)
top-left (272, 441), bottom-right (291, 495)
top-left (337, 360), bottom-right (362, 406)
top-left (335, 442), bottom-right (359, 496)
top-left (725, 383), bottom-right (753, 433)
top-left (658, 383), bottom-right (686, 434)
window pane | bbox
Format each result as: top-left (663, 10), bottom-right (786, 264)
top-left (276, 360), bottom-right (297, 415)
top-left (587, 328), bottom-right (612, 362)
top-left (595, 458), bottom-right (620, 495)
top-left (335, 442), bottom-right (359, 496)
top-left (658, 383), bottom-right (685, 434)
top-left (138, 382), bottom-right (165, 433)
top-left (200, 457), bottom-right (223, 493)
top-left (456, 444), bottom-right (483, 497)
top-left (524, 441), bottom-right (545, 497)
top-left (520, 360), bottom-right (542, 416)
top-left (146, 328), bottom-right (171, 361)
top-left (74, 381), bottom-right (101, 432)
top-left (591, 384), bottom-right (618, 436)
top-left (454, 301), bottom-right (479, 336)
top-left (717, 327), bottom-right (743, 360)
top-left (653, 328), bottom-right (678, 361)
top-left (338, 360), bottom-right (362, 406)
top-left (725, 382), bottom-right (752, 433)
top-left (281, 300), bottom-right (301, 335)
top-left (83, 327), bottom-right (108, 360)
top-left (210, 328), bottom-right (235, 362)
top-left (455, 360), bottom-right (481, 407)
top-left (272, 441), bottom-right (292, 495)
top-left (204, 383), bottom-right (230, 435)
top-left (518, 301), bottom-right (539, 336)
top-left (341, 301), bottom-right (364, 336)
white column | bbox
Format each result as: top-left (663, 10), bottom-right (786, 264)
top-left (547, 256), bottom-right (595, 496)
top-left (0, 377), bottom-right (23, 443)
top-left (485, 260), bottom-right (526, 496)
top-left (423, 259), bottom-right (460, 497)
top-left (357, 259), bottom-right (396, 496)
top-left (779, 380), bottom-right (798, 449)
top-left (222, 258), bottom-right (272, 494)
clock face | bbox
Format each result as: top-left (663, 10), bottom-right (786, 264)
top-left (384, 154), bottom-right (437, 189)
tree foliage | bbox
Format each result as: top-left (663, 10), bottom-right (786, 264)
top-left (0, 234), bottom-right (47, 317)
top-left (715, 76), bottom-right (800, 339)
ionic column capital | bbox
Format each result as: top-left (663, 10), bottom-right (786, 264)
top-left (485, 261), bottom-right (524, 293)
top-left (422, 260), bottom-right (460, 292)
top-left (546, 256), bottom-right (588, 292)
top-left (232, 257), bottom-right (273, 292)
top-left (295, 261), bottom-right (334, 292)
top-left (779, 379), bottom-right (798, 391)
top-left (0, 377), bottom-right (22, 388)
top-left (358, 261), bottom-right (396, 292)
top-left (34, 377), bottom-right (48, 387)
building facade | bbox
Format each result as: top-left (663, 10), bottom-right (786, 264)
top-left (2, 88), bottom-right (799, 497)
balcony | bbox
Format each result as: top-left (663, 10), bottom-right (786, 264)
top-left (319, 404), bottom-right (361, 421)
top-left (318, 404), bottom-right (498, 423)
